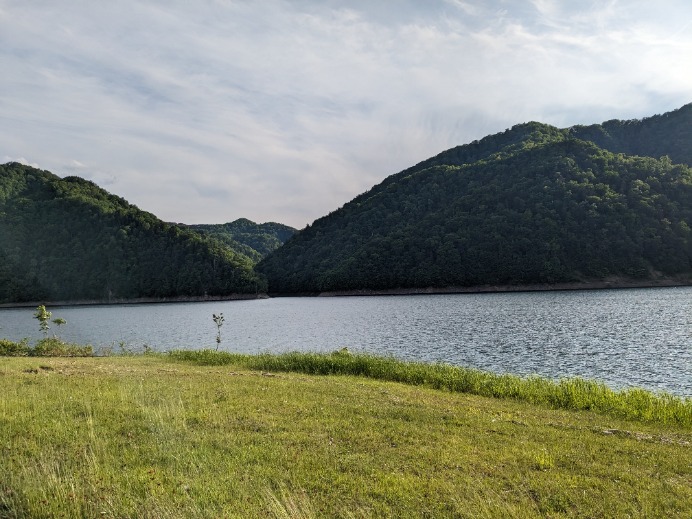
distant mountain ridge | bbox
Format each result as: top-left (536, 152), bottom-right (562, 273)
top-left (396, 103), bottom-right (692, 178)
top-left (0, 163), bottom-right (266, 303)
top-left (569, 103), bottom-right (692, 166)
top-left (258, 104), bottom-right (692, 293)
top-left (186, 219), bottom-right (296, 262)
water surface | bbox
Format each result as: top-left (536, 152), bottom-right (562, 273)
top-left (1, 288), bottom-right (690, 396)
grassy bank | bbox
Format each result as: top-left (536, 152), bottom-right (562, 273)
top-left (1, 354), bottom-right (690, 518)
top-left (169, 350), bottom-right (691, 427)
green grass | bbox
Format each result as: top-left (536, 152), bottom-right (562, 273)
top-left (168, 350), bottom-right (692, 427)
top-left (0, 355), bottom-right (690, 518)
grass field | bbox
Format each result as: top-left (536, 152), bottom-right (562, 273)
top-left (1, 353), bottom-right (690, 518)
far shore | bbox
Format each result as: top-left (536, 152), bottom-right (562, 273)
top-left (312, 277), bottom-right (692, 297)
top-left (1, 277), bottom-right (690, 308)
top-left (0, 292), bottom-right (268, 309)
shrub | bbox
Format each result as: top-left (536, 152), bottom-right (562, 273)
top-left (0, 338), bottom-right (31, 356)
top-left (30, 337), bottom-right (93, 357)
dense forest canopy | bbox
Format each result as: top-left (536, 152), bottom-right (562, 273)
top-left (569, 103), bottom-right (692, 166)
top-left (0, 163), bottom-right (266, 303)
top-left (186, 219), bottom-right (296, 263)
top-left (258, 104), bottom-right (692, 293)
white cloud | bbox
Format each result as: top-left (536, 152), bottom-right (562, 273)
top-left (1, 0), bottom-right (691, 228)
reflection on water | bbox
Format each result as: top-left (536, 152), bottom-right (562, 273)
top-left (1, 287), bottom-right (690, 396)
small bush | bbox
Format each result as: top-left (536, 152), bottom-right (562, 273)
top-left (30, 337), bottom-right (93, 357)
top-left (0, 338), bottom-right (31, 356)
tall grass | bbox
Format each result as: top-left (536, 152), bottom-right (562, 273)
top-left (168, 349), bottom-right (692, 426)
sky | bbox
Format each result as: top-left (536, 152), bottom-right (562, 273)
top-left (1, 1), bottom-right (691, 229)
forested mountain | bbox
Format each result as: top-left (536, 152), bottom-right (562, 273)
top-left (0, 163), bottom-right (265, 303)
top-left (258, 105), bottom-right (692, 293)
top-left (186, 219), bottom-right (296, 262)
top-left (4, 104), bottom-right (691, 301)
top-left (569, 103), bottom-right (692, 166)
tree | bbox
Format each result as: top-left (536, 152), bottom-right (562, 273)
top-left (212, 313), bottom-right (225, 350)
top-left (52, 317), bottom-right (67, 334)
top-left (33, 305), bottom-right (51, 336)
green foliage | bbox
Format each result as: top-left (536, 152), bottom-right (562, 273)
top-left (570, 103), bottom-right (692, 166)
top-left (33, 305), bottom-right (52, 335)
top-left (0, 163), bottom-right (267, 303)
top-left (168, 350), bottom-right (692, 426)
top-left (30, 337), bottom-right (93, 357)
top-left (259, 105), bottom-right (692, 292)
top-left (0, 338), bottom-right (30, 356)
top-left (0, 337), bottom-right (91, 357)
top-left (52, 317), bottom-right (66, 328)
top-left (32, 305), bottom-right (67, 338)
top-left (188, 218), bottom-right (296, 263)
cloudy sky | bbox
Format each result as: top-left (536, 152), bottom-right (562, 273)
top-left (2, 1), bottom-right (691, 228)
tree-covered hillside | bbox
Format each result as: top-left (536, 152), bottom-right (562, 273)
top-left (570, 103), bottom-right (692, 166)
top-left (0, 163), bottom-right (266, 303)
top-left (258, 107), bottom-right (692, 293)
top-left (187, 219), bottom-right (296, 263)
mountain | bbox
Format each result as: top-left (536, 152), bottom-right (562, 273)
top-left (186, 219), bottom-right (296, 263)
top-left (0, 163), bottom-right (266, 303)
top-left (569, 103), bottom-right (692, 166)
top-left (257, 105), bottom-right (692, 293)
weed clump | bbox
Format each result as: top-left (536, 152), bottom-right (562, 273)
top-left (30, 337), bottom-right (93, 357)
top-left (0, 337), bottom-right (92, 357)
top-left (0, 338), bottom-right (31, 356)
top-left (0, 337), bottom-right (94, 357)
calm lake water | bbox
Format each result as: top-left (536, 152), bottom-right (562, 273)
top-left (1, 288), bottom-right (690, 396)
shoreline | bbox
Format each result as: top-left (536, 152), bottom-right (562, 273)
top-left (1, 277), bottom-right (690, 308)
top-left (0, 292), bottom-right (268, 309)
top-left (311, 278), bottom-right (692, 297)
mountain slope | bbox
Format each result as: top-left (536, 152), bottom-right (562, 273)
top-left (187, 219), bottom-right (296, 263)
top-left (0, 163), bottom-right (266, 303)
top-left (569, 103), bottom-right (692, 166)
top-left (258, 107), bottom-right (692, 293)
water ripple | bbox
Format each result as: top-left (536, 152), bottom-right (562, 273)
top-left (0, 287), bottom-right (690, 396)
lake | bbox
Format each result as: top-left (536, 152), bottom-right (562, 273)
top-left (1, 287), bottom-right (690, 397)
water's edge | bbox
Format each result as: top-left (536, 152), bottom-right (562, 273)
top-left (1, 289), bottom-right (690, 396)
top-left (0, 293), bottom-right (267, 309)
top-left (312, 278), bottom-right (692, 297)
top-left (2, 277), bottom-right (690, 308)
